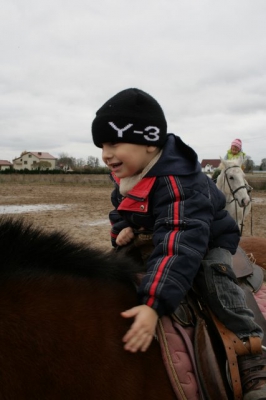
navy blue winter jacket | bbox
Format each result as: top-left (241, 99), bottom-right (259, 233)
top-left (109, 134), bottom-right (240, 317)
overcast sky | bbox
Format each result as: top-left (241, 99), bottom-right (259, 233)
top-left (1, 0), bottom-right (266, 166)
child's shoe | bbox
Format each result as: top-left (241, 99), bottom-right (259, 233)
top-left (238, 352), bottom-right (266, 400)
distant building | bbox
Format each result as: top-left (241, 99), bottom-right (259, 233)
top-left (12, 152), bottom-right (57, 171)
top-left (0, 160), bottom-right (12, 171)
top-left (201, 159), bottom-right (221, 174)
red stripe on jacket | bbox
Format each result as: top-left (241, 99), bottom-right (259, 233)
top-left (147, 176), bottom-right (181, 307)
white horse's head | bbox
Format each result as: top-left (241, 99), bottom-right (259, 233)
top-left (216, 157), bottom-right (251, 208)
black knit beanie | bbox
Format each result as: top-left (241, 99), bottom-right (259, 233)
top-left (91, 88), bottom-right (167, 148)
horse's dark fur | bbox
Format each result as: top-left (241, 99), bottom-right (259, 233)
top-left (0, 217), bottom-right (175, 400)
top-left (0, 217), bottom-right (144, 285)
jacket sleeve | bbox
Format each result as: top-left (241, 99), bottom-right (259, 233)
top-left (138, 175), bottom-right (215, 317)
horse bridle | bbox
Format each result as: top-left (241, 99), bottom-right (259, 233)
top-left (222, 165), bottom-right (253, 235)
top-left (223, 165), bottom-right (251, 200)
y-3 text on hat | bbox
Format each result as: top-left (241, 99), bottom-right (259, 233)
top-left (108, 122), bottom-right (160, 142)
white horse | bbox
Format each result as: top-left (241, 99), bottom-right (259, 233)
top-left (216, 157), bottom-right (252, 233)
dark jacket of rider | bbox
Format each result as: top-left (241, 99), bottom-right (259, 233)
top-left (109, 134), bottom-right (240, 317)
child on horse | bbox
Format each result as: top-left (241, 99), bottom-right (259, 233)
top-left (91, 88), bottom-right (266, 400)
top-left (212, 138), bottom-right (247, 181)
top-left (225, 138), bottom-right (246, 161)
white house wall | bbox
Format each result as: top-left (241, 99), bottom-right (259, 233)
top-left (13, 154), bottom-right (56, 170)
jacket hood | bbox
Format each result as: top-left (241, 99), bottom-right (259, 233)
top-left (147, 133), bottom-right (201, 176)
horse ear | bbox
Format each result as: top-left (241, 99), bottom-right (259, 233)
top-left (219, 157), bottom-right (226, 168)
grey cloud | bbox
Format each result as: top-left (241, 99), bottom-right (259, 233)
top-left (1, 0), bottom-right (266, 165)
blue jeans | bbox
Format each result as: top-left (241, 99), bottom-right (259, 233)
top-left (196, 248), bottom-right (263, 339)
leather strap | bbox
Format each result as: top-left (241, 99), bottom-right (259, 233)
top-left (208, 309), bottom-right (262, 400)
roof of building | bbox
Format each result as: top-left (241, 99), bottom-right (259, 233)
top-left (30, 152), bottom-right (56, 160)
top-left (201, 159), bottom-right (221, 168)
top-left (13, 152), bottom-right (57, 161)
top-left (0, 160), bottom-right (12, 166)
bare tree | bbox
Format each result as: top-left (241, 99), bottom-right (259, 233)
top-left (260, 158), bottom-right (266, 171)
top-left (56, 153), bottom-right (76, 170)
top-left (243, 156), bottom-right (254, 173)
top-left (87, 156), bottom-right (100, 168)
top-left (76, 158), bottom-right (86, 168)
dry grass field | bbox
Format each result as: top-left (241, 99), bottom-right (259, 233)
top-left (0, 174), bottom-right (265, 251)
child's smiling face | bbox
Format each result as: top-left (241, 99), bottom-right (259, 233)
top-left (231, 145), bottom-right (240, 155)
top-left (102, 142), bottom-right (159, 178)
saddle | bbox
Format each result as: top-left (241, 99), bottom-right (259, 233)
top-left (156, 246), bottom-right (266, 400)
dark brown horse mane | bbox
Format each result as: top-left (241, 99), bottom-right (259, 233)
top-left (0, 217), bottom-right (142, 286)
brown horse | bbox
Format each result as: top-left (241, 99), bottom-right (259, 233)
top-left (240, 236), bottom-right (266, 270)
top-left (0, 217), bottom-right (175, 400)
top-left (0, 217), bottom-right (265, 400)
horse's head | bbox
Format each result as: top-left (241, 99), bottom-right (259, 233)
top-left (217, 157), bottom-right (251, 208)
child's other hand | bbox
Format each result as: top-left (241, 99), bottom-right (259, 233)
top-left (116, 227), bottom-right (134, 246)
top-left (121, 305), bottom-right (158, 352)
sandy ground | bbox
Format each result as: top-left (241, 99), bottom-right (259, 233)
top-left (0, 182), bottom-right (265, 251)
top-left (0, 183), bottom-right (113, 250)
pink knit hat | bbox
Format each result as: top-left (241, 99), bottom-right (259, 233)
top-left (231, 138), bottom-right (242, 150)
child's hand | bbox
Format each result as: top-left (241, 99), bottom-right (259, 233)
top-left (116, 227), bottom-right (135, 246)
top-left (121, 305), bottom-right (158, 352)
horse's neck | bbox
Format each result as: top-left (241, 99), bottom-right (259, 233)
top-left (217, 175), bottom-right (236, 211)
top-left (217, 174), bottom-right (231, 197)
top-left (225, 197), bottom-right (248, 230)
top-left (223, 191), bottom-right (234, 202)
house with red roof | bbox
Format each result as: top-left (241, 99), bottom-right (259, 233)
top-left (201, 159), bottom-right (221, 174)
top-left (12, 152), bottom-right (57, 170)
top-left (0, 160), bottom-right (12, 171)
